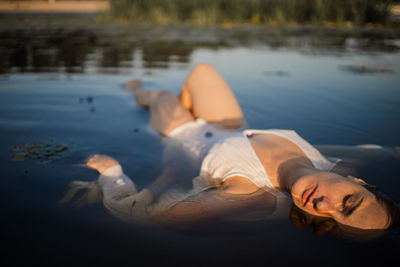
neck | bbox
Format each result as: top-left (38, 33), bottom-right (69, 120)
top-left (277, 158), bottom-right (320, 193)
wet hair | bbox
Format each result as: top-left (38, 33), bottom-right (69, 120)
top-left (363, 184), bottom-right (400, 230)
top-left (289, 205), bottom-right (384, 241)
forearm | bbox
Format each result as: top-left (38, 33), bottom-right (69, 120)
top-left (98, 164), bottom-right (154, 223)
top-left (99, 164), bottom-right (137, 202)
top-left (145, 167), bottom-right (178, 197)
top-left (90, 152), bottom-right (207, 224)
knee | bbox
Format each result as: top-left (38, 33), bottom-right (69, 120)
top-left (190, 63), bottom-right (216, 76)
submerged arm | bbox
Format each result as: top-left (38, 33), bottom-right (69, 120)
top-left (86, 154), bottom-right (154, 223)
top-left (86, 154), bottom-right (277, 225)
top-left (86, 153), bottom-right (206, 224)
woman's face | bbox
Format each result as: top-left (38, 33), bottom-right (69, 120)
top-left (291, 172), bottom-right (389, 230)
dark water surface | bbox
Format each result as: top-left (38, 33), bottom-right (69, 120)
top-left (1, 24), bottom-right (400, 266)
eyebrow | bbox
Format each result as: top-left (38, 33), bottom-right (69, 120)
top-left (344, 196), bottom-right (364, 217)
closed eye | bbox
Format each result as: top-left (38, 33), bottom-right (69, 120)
top-left (342, 194), bottom-right (363, 216)
top-left (342, 194), bottom-right (353, 208)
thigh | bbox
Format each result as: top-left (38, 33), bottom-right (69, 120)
top-left (180, 64), bottom-right (244, 128)
top-left (149, 91), bottom-right (194, 136)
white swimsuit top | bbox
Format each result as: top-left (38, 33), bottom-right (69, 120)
top-left (201, 129), bottom-right (335, 192)
top-left (168, 119), bottom-right (336, 196)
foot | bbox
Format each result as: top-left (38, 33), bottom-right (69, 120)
top-left (126, 79), bottom-right (161, 108)
top-left (125, 79), bottom-right (142, 91)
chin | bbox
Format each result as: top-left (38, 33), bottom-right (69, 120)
top-left (291, 178), bottom-right (313, 206)
top-left (290, 190), bottom-right (304, 210)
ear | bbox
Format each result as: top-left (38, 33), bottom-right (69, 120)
top-left (347, 175), bottom-right (368, 185)
top-left (347, 175), bottom-right (377, 190)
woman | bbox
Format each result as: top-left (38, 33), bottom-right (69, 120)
top-left (84, 64), bottom-right (399, 230)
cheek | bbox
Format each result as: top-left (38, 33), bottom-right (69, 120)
top-left (313, 181), bottom-right (348, 203)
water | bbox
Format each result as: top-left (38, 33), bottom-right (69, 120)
top-left (1, 24), bottom-right (400, 266)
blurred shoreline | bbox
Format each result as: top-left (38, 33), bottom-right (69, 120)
top-left (1, 14), bottom-right (400, 37)
top-left (0, 1), bottom-right (398, 16)
top-left (0, 1), bottom-right (108, 13)
top-left (1, 17), bottom-right (400, 75)
top-left (0, 1), bottom-right (399, 28)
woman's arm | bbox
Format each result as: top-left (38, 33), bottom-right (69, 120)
top-left (154, 185), bottom-right (277, 225)
top-left (86, 154), bottom-right (275, 225)
top-left (86, 154), bottom-right (206, 224)
top-left (86, 154), bottom-right (154, 223)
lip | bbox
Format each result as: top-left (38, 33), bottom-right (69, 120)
top-left (302, 185), bottom-right (317, 207)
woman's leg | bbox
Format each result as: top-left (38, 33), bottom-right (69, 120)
top-left (149, 91), bottom-right (194, 136)
top-left (180, 64), bottom-right (244, 128)
top-left (127, 80), bottom-right (194, 136)
top-left (126, 79), bottom-right (159, 108)
top-left (127, 63), bottom-right (243, 135)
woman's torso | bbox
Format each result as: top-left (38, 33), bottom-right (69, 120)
top-left (168, 119), bottom-right (335, 193)
top-left (199, 128), bottom-right (335, 194)
top-left (156, 122), bottom-right (334, 223)
top-left (245, 133), bottom-right (313, 189)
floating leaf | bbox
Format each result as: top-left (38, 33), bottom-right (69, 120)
top-left (29, 153), bottom-right (40, 159)
top-left (10, 140), bottom-right (80, 164)
top-left (55, 145), bottom-right (67, 152)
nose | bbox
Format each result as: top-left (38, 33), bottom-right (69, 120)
top-left (312, 196), bottom-right (333, 213)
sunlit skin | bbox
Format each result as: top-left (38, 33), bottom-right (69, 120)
top-left (287, 171), bottom-right (389, 230)
top-left (244, 133), bottom-right (389, 230)
top-left (86, 154), bottom-right (119, 174)
top-left (87, 64), bottom-right (391, 230)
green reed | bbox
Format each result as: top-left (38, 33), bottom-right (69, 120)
top-left (108, 0), bottom-right (393, 26)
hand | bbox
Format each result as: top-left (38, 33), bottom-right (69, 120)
top-left (86, 154), bottom-right (120, 174)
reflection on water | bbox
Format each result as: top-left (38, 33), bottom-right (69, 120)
top-left (339, 64), bottom-right (394, 74)
top-left (1, 26), bottom-right (400, 74)
top-left (1, 23), bottom-right (400, 266)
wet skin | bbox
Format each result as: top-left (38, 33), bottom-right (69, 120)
top-left (248, 133), bottom-right (390, 230)
top-left (290, 172), bottom-right (389, 230)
